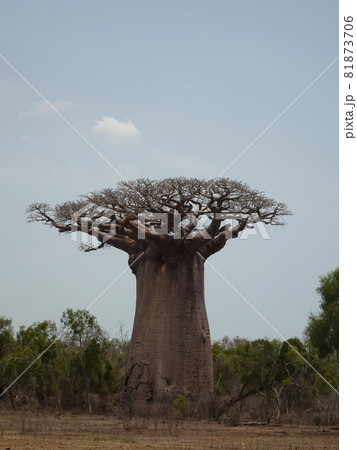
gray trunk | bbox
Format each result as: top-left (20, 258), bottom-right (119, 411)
top-left (123, 249), bottom-right (213, 410)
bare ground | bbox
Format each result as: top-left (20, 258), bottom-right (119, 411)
top-left (0, 411), bottom-right (338, 449)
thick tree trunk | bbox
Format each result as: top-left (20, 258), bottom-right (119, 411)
top-left (123, 247), bottom-right (213, 410)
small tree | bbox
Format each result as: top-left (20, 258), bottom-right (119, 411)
top-left (16, 320), bottom-right (58, 406)
top-left (27, 177), bottom-right (291, 409)
top-left (305, 268), bottom-right (339, 361)
top-left (212, 337), bottom-right (279, 419)
top-left (274, 338), bottom-right (309, 415)
top-left (0, 317), bottom-right (17, 407)
top-left (0, 317), bottom-right (14, 360)
top-left (172, 393), bottom-right (190, 418)
top-left (60, 309), bottom-right (110, 413)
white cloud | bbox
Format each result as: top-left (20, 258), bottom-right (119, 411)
top-left (92, 116), bottom-right (141, 143)
top-left (21, 99), bottom-right (74, 117)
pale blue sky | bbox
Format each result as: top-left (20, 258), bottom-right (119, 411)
top-left (0, 1), bottom-right (338, 342)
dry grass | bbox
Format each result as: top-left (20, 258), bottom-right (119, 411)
top-left (0, 410), bottom-right (338, 449)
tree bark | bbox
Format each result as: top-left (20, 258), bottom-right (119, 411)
top-left (123, 246), bottom-right (213, 410)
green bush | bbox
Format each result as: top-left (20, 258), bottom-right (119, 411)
top-left (172, 393), bottom-right (190, 418)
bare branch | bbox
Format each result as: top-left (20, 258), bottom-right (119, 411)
top-left (27, 177), bottom-right (291, 256)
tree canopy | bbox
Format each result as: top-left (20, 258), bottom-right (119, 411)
top-left (305, 268), bottom-right (339, 360)
top-left (316, 268), bottom-right (339, 310)
top-left (27, 177), bottom-right (291, 258)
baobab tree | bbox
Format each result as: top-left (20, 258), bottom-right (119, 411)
top-left (27, 177), bottom-right (291, 410)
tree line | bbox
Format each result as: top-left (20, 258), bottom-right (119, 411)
top-left (0, 309), bottom-right (129, 413)
top-left (0, 268), bottom-right (338, 423)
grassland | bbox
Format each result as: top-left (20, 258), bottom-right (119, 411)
top-left (0, 410), bottom-right (338, 449)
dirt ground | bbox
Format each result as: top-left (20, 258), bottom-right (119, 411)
top-left (0, 411), bottom-right (338, 449)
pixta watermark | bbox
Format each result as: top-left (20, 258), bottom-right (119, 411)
top-left (70, 205), bottom-right (271, 245)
